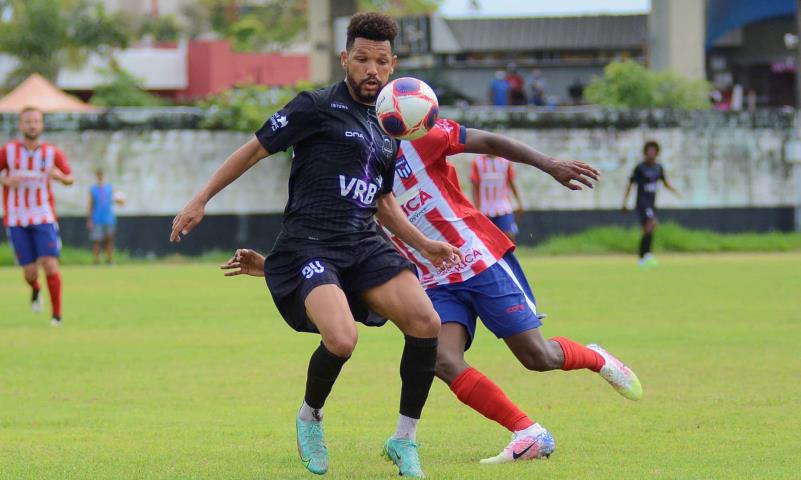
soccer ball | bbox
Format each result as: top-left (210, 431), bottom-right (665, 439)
top-left (376, 77), bottom-right (439, 141)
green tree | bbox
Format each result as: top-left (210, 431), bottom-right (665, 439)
top-left (90, 65), bottom-right (168, 107)
top-left (358, 0), bottom-right (443, 14)
top-left (585, 60), bottom-right (711, 110)
top-left (0, 0), bottom-right (132, 89)
top-left (139, 14), bottom-right (184, 43)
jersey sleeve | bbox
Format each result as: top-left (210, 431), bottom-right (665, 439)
top-left (255, 92), bottom-right (319, 154)
top-left (629, 165), bottom-right (640, 184)
top-left (53, 148), bottom-right (72, 174)
top-left (470, 158), bottom-right (480, 184)
top-left (659, 165), bottom-right (667, 181)
top-left (441, 118), bottom-right (467, 156)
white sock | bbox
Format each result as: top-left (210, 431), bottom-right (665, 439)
top-left (392, 414), bottom-right (419, 441)
top-left (515, 422), bottom-right (545, 436)
top-left (298, 401), bottom-right (323, 422)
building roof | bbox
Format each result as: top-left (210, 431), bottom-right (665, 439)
top-left (0, 74), bottom-right (98, 113)
top-left (443, 14), bottom-right (647, 52)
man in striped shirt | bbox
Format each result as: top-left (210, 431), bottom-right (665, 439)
top-left (1, 106), bottom-right (74, 325)
top-left (471, 153), bottom-right (523, 241)
top-left (383, 119), bottom-right (643, 463)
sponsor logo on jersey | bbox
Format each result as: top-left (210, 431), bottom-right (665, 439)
top-left (505, 303), bottom-right (526, 313)
top-left (345, 131), bottom-right (365, 139)
top-left (330, 102), bottom-right (349, 110)
top-left (301, 260), bottom-right (325, 279)
top-left (395, 155), bottom-right (413, 179)
top-left (339, 175), bottom-right (380, 205)
top-left (269, 113), bottom-right (288, 131)
top-left (436, 248), bottom-right (483, 276)
top-left (397, 186), bottom-right (433, 223)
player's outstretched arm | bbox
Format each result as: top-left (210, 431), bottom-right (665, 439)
top-left (376, 193), bottom-right (464, 269)
top-left (220, 248), bottom-right (266, 277)
top-left (171, 137), bottom-right (269, 242)
top-left (464, 128), bottom-right (600, 190)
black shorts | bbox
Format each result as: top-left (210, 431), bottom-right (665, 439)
top-left (637, 205), bottom-right (657, 225)
top-left (263, 235), bottom-right (416, 333)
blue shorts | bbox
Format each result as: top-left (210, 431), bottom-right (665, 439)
top-left (6, 223), bottom-right (61, 266)
top-left (489, 213), bottom-right (519, 235)
top-left (426, 252), bottom-right (542, 350)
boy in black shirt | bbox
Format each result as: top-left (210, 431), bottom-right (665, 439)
top-left (622, 140), bottom-right (680, 266)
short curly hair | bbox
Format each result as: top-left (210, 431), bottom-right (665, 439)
top-left (346, 12), bottom-right (399, 51)
top-left (643, 140), bottom-right (660, 155)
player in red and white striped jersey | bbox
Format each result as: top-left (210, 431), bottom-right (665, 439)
top-left (1, 106), bottom-right (74, 325)
top-left (379, 119), bottom-right (643, 463)
top-left (470, 153), bottom-right (523, 241)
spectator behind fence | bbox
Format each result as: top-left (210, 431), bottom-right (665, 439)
top-left (568, 78), bottom-right (584, 105)
top-left (489, 70), bottom-right (509, 106)
top-left (87, 168), bottom-right (125, 265)
top-left (529, 69), bottom-right (547, 106)
top-left (506, 66), bottom-right (527, 105)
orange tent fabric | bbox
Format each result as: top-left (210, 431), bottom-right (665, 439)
top-left (0, 73), bottom-right (98, 113)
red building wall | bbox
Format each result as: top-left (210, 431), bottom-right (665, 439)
top-left (182, 40), bottom-right (309, 99)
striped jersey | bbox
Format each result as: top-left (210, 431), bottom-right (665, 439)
top-left (384, 119), bottom-right (514, 288)
top-left (0, 140), bottom-right (71, 228)
top-left (470, 154), bottom-right (516, 217)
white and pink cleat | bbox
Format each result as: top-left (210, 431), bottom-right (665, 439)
top-left (587, 344), bottom-right (643, 401)
top-left (479, 424), bottom-right (556, 465)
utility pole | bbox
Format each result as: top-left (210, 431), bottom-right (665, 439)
top-left (796, 0), bottom-right (801, 108)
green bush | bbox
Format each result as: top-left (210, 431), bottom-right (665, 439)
top-left (585, 60), bottom-right (711, 110)
top-left (198, 82), bottom-right (315, 132)
top-left (532, 223), bottom-right (801, 255)
top-left (91, 66), bottom-right (169, 107)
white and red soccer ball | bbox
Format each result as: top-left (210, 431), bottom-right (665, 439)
top-left (376, 77), bottom-right (439, 141)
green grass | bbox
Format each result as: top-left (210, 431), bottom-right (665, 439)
top-left (2, 253), bottom-right (801, 479)
top-left (532, 223), bottom-right (801, 255)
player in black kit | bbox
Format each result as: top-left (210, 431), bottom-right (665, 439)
top-left (621, 141), bottom-right (680, 267)
top-left (170, 12), bottom-right (461, 478)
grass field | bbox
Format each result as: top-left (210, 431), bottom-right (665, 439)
top-left (1, 253), bottom-right (800, 479)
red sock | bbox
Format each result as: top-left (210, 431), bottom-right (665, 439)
top-left (551, 337), bottom-right (604, 372)
top-left (450, 367), bottom-right (534, 432)
top-left (46, 273), bottom-right (62, 318)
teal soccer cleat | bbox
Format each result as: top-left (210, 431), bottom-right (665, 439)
top-left (383, 437), bottom-right (425, 477)
top-left (296, 417), bottom-right (328, 475)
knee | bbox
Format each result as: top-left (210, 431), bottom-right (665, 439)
top-left (41, 259), bottom-right (59, 275)
top-left (406, 308), bottom-right (441, 338)
top-left (434, 353), bottom-right (464, 384)
top-left (323, 331), bottom-right (358, 358)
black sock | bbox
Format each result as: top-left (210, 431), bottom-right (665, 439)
top-left (304, 342), bottom-right (350, 409)
top-left (399, 335), bottom-right (438, 419)
top-left (640, 233), bottom-right (653, 258)
top-left (31, 288), bottom-right (40, 302)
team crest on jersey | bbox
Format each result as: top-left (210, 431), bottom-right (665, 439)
top-left (395, 154), bottom-right (413, 179)
top-left (382, 137), bottom-right (394, 157)
top-left (269, 113), bottom-right (288, 131)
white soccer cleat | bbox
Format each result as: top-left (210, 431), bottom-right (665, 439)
top-left (31, 292), bottom-right (43, 313)
top-left (51, 317), bottom-right (62, 326)
top-left (479, 424), bottom-right (555, 465)
top-left (587, 344), bottom-right (643, 401)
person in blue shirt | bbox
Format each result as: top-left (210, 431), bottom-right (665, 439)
top-left (489, 71), bottom-right (509, 106)
top-left (87, 169), bottom-right (124, 264)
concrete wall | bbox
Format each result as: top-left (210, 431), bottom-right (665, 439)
top-left (34, 123), bottom-right (793, 221)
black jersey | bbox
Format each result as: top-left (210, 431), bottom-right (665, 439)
top-left (629, 162), bottom-right (666, 209)
top-left (255, 81), bottom-right (398, 251)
